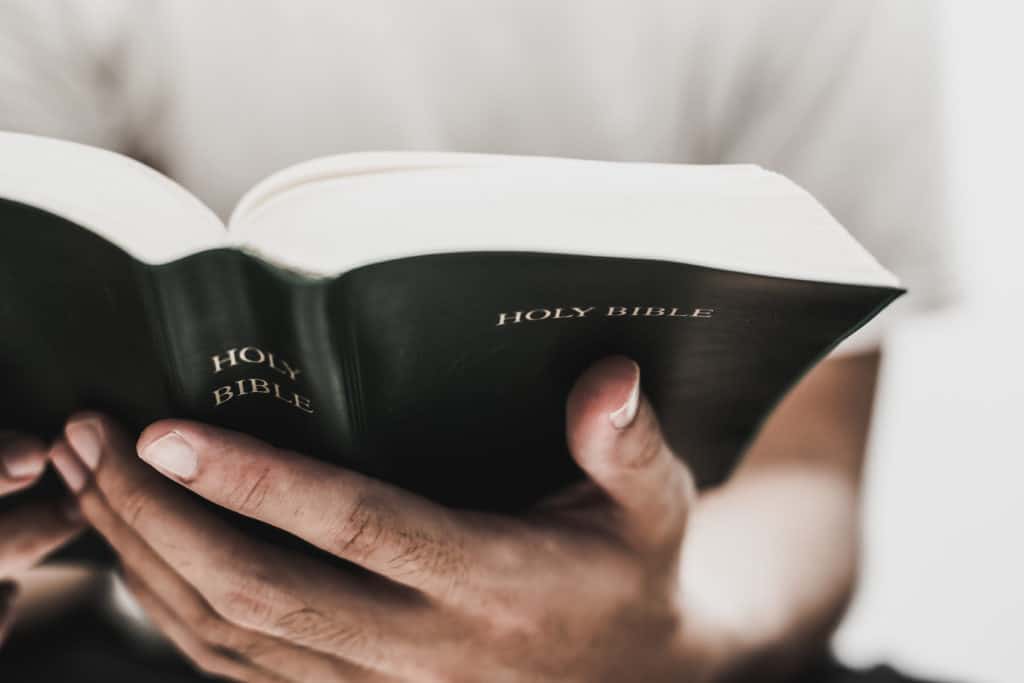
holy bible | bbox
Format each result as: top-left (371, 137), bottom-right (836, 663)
top-left (0, 131), bottom-right (902, 516)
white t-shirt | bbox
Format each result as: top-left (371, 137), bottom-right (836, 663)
top-left (0, 0), bottom-right (956, 352)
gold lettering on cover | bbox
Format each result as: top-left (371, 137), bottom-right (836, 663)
top-left (267, 354), bottom-right (301, 381)
top-left (294, 394), bottom-right (315, 414)
top-left (496, 306), bottom-right (599, 326)
top-left (238, 347), bottom-right (265, 364)
top-left (211, 378), bottom-right (315, 414)
top-left (249, 378), bottom-right (271, 395)
top-left (212, 347), bottom-right (302, 381)
top-left (209, 346), bottom-right (312, 413)
top-left (213, 385), bottom-right (234, 406)
top-left (496, 311), bottom-right (524, 326)
top-left (211, 348), bottom-right (239, 373)
top-left (498, 305), bottom-right (714, 324)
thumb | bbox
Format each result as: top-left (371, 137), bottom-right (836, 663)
top-left (566, 356), bottom-right (695, 548)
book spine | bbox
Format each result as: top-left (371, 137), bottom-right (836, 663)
top-left (142, 250), bottom-right (360, 466)
top-left (286, 274), bottom-right (361, 460)
top-left (135, 260), bottom-right (186, 421)
top-left (333, 278), bottom-right (368, 457)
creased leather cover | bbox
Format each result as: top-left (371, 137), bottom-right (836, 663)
top-left (0, 199), bottom-right (902, 562)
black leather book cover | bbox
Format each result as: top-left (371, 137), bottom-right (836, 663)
top-left (0, 198), bottom-right (901, 560)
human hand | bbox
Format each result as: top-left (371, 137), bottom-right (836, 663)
top-left (0, 431), bottom-right (85, 645)
top-left (52, 357), bottom-right (782, 682)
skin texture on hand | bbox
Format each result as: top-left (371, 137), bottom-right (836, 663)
top-left (0, 432), bottom-right (85, 645)
top-left (49, 353), bottom-right (878, 682)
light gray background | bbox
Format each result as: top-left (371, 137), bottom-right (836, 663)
top-left (835, 4), bottom-right (1024, 681)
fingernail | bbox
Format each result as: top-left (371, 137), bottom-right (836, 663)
top-left (609, 362), bottom-right (640, 430)
top-left (1, 447), bottom-right (45, 479)
top-left (50, 445), bottom-right (89, 493)
top-left (139, 432), bottom-right (197, 481)
top-left (66, 421), bottom-right (102, 470)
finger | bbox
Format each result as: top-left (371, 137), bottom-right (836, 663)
top-left (565, 356), bottom-right (696, 548)
top-left (0, 581), bottom-right (16, 644)
top-left (52, 438), bottom-right (237, 642)
top-left (121, 570), bottom-right (289, 683)
top-left (0, 496), bottom-right (84, 576)
top-left (57, 418), bottom-right (420, 673)
top-left (54, 440), bottom-right (357, 683)
top-left (125, 569), bottom-right (382, 683)
top-left (133, 418), bottom-right (473, 597)
top-left (0, 433), bottom-right (48, 496)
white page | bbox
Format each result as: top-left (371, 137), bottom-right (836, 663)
top-left (0, 131), bottom-right (225, 261)
top-left (234, 153), bottom-right (899, 287)
top-left (0, 135), bottom-right (900, 288)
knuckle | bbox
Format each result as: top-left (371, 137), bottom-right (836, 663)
top-left (329, 495), bottom-right (471, 595)
top-left (330, 494), bottom-right (390, 561)
top-left (224, 464), bottom-right (273, 515)
top-left (480, 601), bottom-right (546, 646)
top-left (216, 588), bottom-right (277, 631)
top-left (275, 606), bottom-right (368, 654)
top-left (478, 524), bottom-right (547, 579)
top-left (388, 525), bottom-right (467, 592)
top-left (114, 484), bottom-right (152, 529)
top-left (477, 534), bottom-right (523, 576)
top-left (273, 606), bottom-right (331, 640)
top-left (325, 623), bottom-right (371, 659)
top-left (620, 418), bottom-right (666, 470)
top-left (212, 570), bottom-right (288, 631)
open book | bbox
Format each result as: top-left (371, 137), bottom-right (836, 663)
top-left (0, 131), bottom-right (901, 511)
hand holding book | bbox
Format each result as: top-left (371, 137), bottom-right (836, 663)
top-left (50, 357), bottom-right (783, 682)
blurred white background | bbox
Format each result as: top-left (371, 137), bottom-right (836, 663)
top-left (835, 3), bottom-right (1024, 682)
